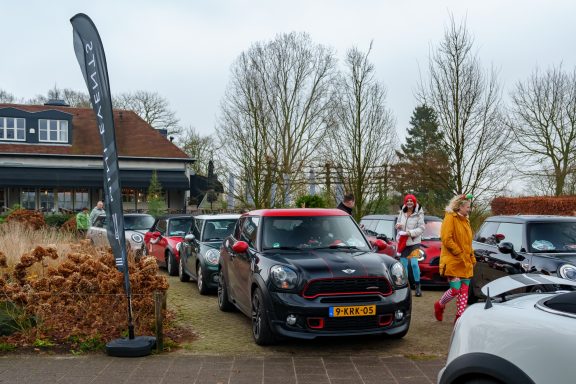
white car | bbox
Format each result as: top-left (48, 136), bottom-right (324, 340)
top-left (439, 274), bottom-right (576, 384)
top-left (87, 213), bottom-right (155, 257)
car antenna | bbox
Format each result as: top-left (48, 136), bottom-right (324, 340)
top-left (484, 287), bottom-right (493, 309)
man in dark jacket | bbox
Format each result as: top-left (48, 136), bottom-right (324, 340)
top-left (337, 193), bottom-right (355, 215)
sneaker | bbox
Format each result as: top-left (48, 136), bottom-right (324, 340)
top-left (415, 283), bottom-right (422, 297)
top-left (434, 301), bottom-right (444, 321)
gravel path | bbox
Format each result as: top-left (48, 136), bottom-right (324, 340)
top-left (166, 272), bottom-right (456, 358)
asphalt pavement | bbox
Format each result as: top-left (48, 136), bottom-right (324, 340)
top-left (0, 353), bottom-right (443, 384)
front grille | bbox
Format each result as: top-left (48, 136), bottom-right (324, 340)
top-left (302, 277), bottom-right (392, 299)
top-left (429, 257), bottom-right (440, 266)
top-left (322, 316), bottom-right (380, 331)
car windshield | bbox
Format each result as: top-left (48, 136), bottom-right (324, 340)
top-left (202, 219), bottom-right (238, 241)
top-left (528, 222), bottom-right (576, 253)
top-left (168, 217), bottom-right (194, 236)
top-left (422, 221), bottom-right (441, 240)
top-left (261, 215), bottom-right (370, 251)
top-left (124, 215), bottom-right (155, 230)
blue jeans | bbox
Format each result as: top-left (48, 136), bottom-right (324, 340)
top-left (400, 256), bottom-right (420, 283)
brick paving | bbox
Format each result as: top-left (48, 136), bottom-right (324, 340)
top-left (0, 354), bottom-right (443, 384)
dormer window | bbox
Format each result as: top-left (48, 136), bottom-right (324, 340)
top-left (0, 117), bottom-right (25, 141)
top-left (39, 119), bottom-right (68, 143)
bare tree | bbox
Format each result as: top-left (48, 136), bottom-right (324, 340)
top-left (217, 32), bottom-right (337, 208)
top-left (326, 43), bottom-right (397, 219)
top-left (175, 126), bottom-right (218, 176)
top-left (507, 66), bottom-right (576, 196)
top-left (26, 85), bottom-right (91, 107)
top-left (0, 89), bottom-right (16, 103)
top-left (417, 17), bottom-right (511, 199)
top-left (113, 90), bottom-right (180, 134)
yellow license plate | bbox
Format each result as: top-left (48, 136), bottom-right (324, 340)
top-left (329, 305), bottom-right (376, 317)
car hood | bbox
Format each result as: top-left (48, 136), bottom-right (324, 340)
top-left (527, 251), bottom-right (576, 264)
top-left (264, 249), bottom-right (395, 279)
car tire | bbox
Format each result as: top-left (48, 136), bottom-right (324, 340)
top-left (197, 263), bottom-right (208, 295)
top-left (178, 255), bottom-right (190, 282)
top-left (166, 251), bottom-right (178, 276)
top-left (251, 288), bottom-right (276, 345)
top-left (461, 377), bottom-right (502, 384)
top-left (217, 270), bottom-right (234, 312)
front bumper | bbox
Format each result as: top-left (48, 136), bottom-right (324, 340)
top-left (266, 287), bottom-right (411, 339)
top-left (202, 264), bottom-right (220, 290)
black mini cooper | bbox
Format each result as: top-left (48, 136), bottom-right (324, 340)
top-left (217, 208), bottom-right (411, 345)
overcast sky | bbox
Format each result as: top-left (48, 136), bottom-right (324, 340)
top-left (2, 0), bottom-right (575, 140)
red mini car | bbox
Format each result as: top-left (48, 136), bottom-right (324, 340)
top-left (143, 214), bottom-right (195, 276)
top-left (360, 214), bottom-right (445, 286)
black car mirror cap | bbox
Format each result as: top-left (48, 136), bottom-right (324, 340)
top-left (498, 241), bottom-right (524, 260)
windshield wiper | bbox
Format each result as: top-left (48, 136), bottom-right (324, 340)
top-left (314, 245), bottom-right (361, 250)
top-left (262, 246), bottom-right (302, 251)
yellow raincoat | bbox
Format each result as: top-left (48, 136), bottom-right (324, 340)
top-left (439, 211), bottom-right (476, 278)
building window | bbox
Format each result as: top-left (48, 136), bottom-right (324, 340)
top-left (21, 189), bottom-right (36, 210)
top-left (39, 119), bottom-right (68, 143)
top-left (58, 189), bottom-right (73, 211)
top-left (0, 117), bottom-right (25, 141)
top-left (39, 189), bottom-right (55, 212)
top-left (74, 189), bottom-right (89, 211)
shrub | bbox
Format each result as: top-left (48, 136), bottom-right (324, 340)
top-left (491, 196), bottom-right (576, 216)
top-left (0, 241), bottom-right (169, 349)
top-left (295, 194), bottom-right (327, 208)
top-left (5, 209), bottom-right (45, 230)
top-left (44, 214), bottom-right (74, 228)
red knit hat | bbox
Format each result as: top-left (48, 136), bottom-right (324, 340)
top-left (404, 194), bottom-right (417, 206)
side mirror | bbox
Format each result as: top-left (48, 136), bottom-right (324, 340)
top-left (232, 241), bottom-right (249, 253)
top-left (184, 233), bottom-right (195, 242)
top-left (373, 239), bottom-right (388, 251)
top-left (498, 241), bottom-right (525, 261)
top-left (498, 241), bottom-right (514, 254)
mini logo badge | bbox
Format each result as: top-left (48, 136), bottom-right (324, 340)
top-left (342, 268), bottom-right (355, 274)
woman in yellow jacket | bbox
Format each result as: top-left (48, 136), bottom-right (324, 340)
top-left (434, 194), bottom-right (476, 323)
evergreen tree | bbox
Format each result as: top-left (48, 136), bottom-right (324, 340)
top-left (392, 105), bottom-right (453, 216)
top-left (147, 170), bottom-right (167, 218)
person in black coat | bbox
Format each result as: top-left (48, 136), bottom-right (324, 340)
top-left (337, 193), bottom-right (355, 215)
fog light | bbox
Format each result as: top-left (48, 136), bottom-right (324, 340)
top-left (212, 274), bottom-right (219, 283)
top-left (395, 310), bottom-right (404, 321)
top-left (286, 314), bottom-right (297, 326)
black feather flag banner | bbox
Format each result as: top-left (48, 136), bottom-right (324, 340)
top-left (70, 14), bottom-right (128, 274)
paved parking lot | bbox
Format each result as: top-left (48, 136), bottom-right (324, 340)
top-left (0, 354), bottom-right (443, 384)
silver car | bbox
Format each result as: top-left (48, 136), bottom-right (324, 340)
top-left (87, 213), bottom-right (155, 257)
top-left (439, 274), bottom-right (576, 384)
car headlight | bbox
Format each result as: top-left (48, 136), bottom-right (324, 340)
top-left (416, 249), bottom-right (426, 262)
top-left (390, 262), bottom-right (407, 287)
top-left (270, 265), bottom-right (298, 289)
top-left (559, 264), bottom-right (576, 281)
top-left (204, 248), bottom-right (220, 265)
top-left (131, 233), bottom-right (143, 243)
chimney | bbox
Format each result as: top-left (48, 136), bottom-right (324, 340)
top-left (44, 99), bottom-right (70, 107)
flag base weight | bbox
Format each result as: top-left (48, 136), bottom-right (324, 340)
top-left (105, 336), bottom-right (156, 357)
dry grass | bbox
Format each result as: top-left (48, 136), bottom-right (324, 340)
top-left (0, 221), bottom-right (76, 274)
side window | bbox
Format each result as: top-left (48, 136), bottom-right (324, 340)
top-left (156, 219), bottom-right (167, 235)
top-left (240, 216), bottom-right (260, 248)
top-left (475, 221), bottom-right (500, 243)
top-left (360, 219), bottom-right (377, 235)
top-left (496, 223), bottom-right (524, 251)
top-left (192, 218), bottom-right (202, 239)
top-left (374, 219), bottom-right (395, 239)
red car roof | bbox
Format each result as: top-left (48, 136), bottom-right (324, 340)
top-left (247, 208), bottom-right (349, 217)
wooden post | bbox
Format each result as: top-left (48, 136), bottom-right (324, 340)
top-left (154, 290), bottom-right (164, 353)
